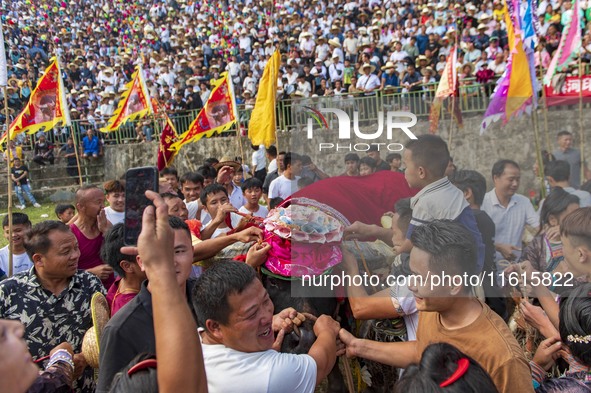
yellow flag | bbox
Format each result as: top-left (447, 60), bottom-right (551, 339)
top-left (248, 50), bottom-right (280, 147)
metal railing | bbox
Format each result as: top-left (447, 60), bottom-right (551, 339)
top-left (14, 74), bottom-right (587, 149)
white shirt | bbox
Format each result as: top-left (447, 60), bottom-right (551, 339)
top-left (482, 190), bottom-right (539, 262)
top-left (268, 175), bottom-right (300, 199)
top-left (252, 146), bottom-right (267, 171)
top-left (268, 158), bottom-right (277, 173)
top-left (105, 206), bottom-right (125, 225)
top-left (201, 339), bottom-right (317, 393)
top-left (185, 200), bottom-right (200, 220)
top-left (231, 204), bottom-right (269, 228)
top-left (229, 183), bottom-right (245, 210)
top-left (0, 246), bottom-right (33, 276)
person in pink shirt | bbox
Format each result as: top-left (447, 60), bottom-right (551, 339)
top-left (70, 185), bottom-right (114, 288)
top-left (101, 224), bottom-right (146, 316)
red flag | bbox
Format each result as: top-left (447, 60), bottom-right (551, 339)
top-left (10, 60), bottom-right (68, 136)
top-left (170, 72), bottom-right (237, 151)
top-left (157, 115), bottom-right (179, 171)
top-left (102, 66), bottom-right (153, 132)
top-left (429, 46), bottom-right (458, 134)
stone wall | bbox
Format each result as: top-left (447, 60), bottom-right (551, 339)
top-left (104, 107), bottom-right (591, 195)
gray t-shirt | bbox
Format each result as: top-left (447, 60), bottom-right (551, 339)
top-left (553, 148), bottom-right (583, 188)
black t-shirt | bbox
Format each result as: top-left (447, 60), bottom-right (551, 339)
top-left (11, 165), bottom-right (29, 185)
top-left (473, 209), bottom-right (496, 274)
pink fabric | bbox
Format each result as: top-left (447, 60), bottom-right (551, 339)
top-left (106, 278), bottom-right (138, 317)
top-left (70, 223), bottom-right (114, 288)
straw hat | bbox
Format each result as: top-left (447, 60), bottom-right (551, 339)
top-left (421, 66), bottom-right (435, 76)
top-left (361, 63), bottom-right (376, 73)
top-left (214, 156), bottom-right (241, 171)
top-left (82, 293), bottom-right (110, 369)
top-left (1, 108), bottom-right (15, 116)
top-left (381, 61), bottom-right (395, 71)
top-left (328, 38), bottom-right (341, 48)
top-left (243, 89), bottom-right (253, 97)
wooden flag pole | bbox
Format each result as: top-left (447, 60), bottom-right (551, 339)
top-left (4, 86), bottom-right (13, 277)
top-left (532, 107), bottom-right (546, 200)
top-left (579, 55), bottom-right (585, 186)
top-left (447, 95), bottom-right (456, 149)
top-left (538, 48), bottom-right (552, 153)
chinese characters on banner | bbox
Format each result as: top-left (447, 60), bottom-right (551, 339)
top-left (545, 76), bottom-right (591, 106)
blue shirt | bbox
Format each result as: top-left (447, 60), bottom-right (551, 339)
top-left (82, 135), bottom-right (100, 154)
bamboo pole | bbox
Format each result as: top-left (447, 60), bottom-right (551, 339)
top-left (4, 86), bottom-right (13, 277)
top-left (579, 55), bottom-right (584, 186)
top-left (538, 48), bottom-right (552, 153)
top-left (532, 108), bottom-right (546, 200)
top-left (447, 95), bottom-right (455, 149)
top-left (70, 124), bottom-right (84, 186)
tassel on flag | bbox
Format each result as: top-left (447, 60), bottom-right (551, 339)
top-left (429, 45), bottom-right (459, 133)
top-left (101, 65), bottom-right (153, 132)
top-left (9, 60), bottom-right (69, 137)
top-left (157, 115), bottom-right (179, 171)
top-left (170, 72), bottom-right (238, 152)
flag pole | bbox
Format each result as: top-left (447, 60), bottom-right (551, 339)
top-left (4, 88), bottom-right (13, 277)
top-left (58, 55), bottom-right (83, 186)
top-left (579, 55), bottom-right (585, 186)
top-left (538, 48), bottom-right (552, 153)
top-left (447, 94), bottom-right (455, 149)
top-left (0, 21), bottom-right (12, 276)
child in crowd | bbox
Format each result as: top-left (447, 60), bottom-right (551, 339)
top-left (340, 153), bottom-right (359, 177)
top-left (269, 197), bottom-right (284, 210)
top-left (386, 153), bottom-right (402, 172)
top-left (0, 213), bottom-right (33, 278)
top-left (161, 166), bottom-right (184, 200)
top-left (11, 157), bottom-right (41, 209)
top-left (104, 180), bottom-right (125, 225)
top-left (401, 135), bottom-right (485, 272)
top-left (55, 204), bottom-right (76, 224)
top-left (101, 224), bottom-right (146, 316)
top-left (231, 178), bottom-right (269, 228)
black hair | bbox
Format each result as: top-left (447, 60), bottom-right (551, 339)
top-left (491, 159), bottom-right (520, 179)
top-left (168, 215), bottom-right (191, 239)
top-left (204, 157), bottom-right (219, 167)
top-left (2, 212), bottom-right (31, 228)
top-left (269, 197), bottom-right (284, 210)
top-left (108, 353), bottom-right (157, 393)
top-left (367, 145), bottom-right (381, 152)
top-left (241, 177), bottom-right (263, 193)
top-left (449, 169), bottom-right (488, 207)
top-left (535, 377), bottom-right (591, 393)
top-left (559, 283), bottom-right (591, 367)
top-left (359, 156), bottom-right (377, 169)
top-left (410, 220), bottom-right (478, 279)
top-left (251, 144), bottom-right (260, 151)
top-left (405, 135), bottom-right (450, 178)
top-left (200, 184), bottom-right (228, 205)
top-left (386, 153), bottom-right (402, 162)
top-left (104, 180), bottom-right (125, 194)
top-left (24, 221), bottom-right (71, 260)
top-left (544, 160), bottom-right (570, 183)
top-left (539, 187), bottom-right (579, 229)
top-left (180, 172), bottom-right (205, 186)
top-left (560, 207), bottom-right (591, 250)
top-left (557, 130), bottom-right (572, 139)
top-left (160, 167), bottom-right (179, 180)
top-left (266, 145), bottom-right (277, 157)
top-left (55, 204), bottom-right (75, 218)
top-left (344, 153), bottom-right (360, 163)
top-left (284, 152), bottom-right (302, 168)
top-left (394, 198), bottom-right (412, 232)
top-left (100, 224), bottom-right (135, 278)
top-left (395, 343), bottom-right (498, 393)
top-left (192, 260), bottom-right (258, 328)
top-left (300, 155), bottom-right (312, 165)
top-left (197, 165), bottom-right (217, 180)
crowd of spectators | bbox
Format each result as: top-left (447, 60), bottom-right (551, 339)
top-left (2, 0), bottom-right (591, 135)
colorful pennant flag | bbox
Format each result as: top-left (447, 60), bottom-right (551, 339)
top-left (101, 65), bottom-right (153, 132)
top-left (8, 60), bottom-right (69, 137)
top-left (429, 45), bottom-right (460, 133)
top-left (248, 50), bottom-right (281, 147)
top-left (157, 114), bottom-right (179, 171)
top-left (544, 0), bottom-right (582, 86)
top-left (481, 0), bottom-right (535, 133)
top-left (170, 72), bottom-right (238, 151)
